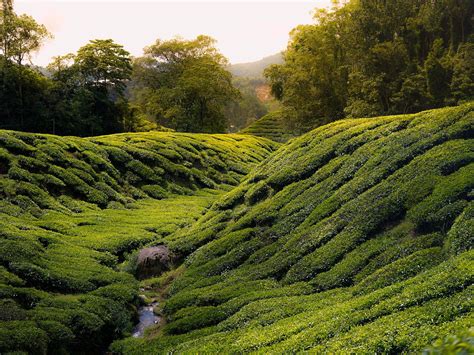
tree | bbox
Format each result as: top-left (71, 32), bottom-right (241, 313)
top-left (75, 39), bottom-right (132, 95)
top-left (46, 39), bottom-right (133, 136)
top-left (132, 35), bottom-right (239, 133)
top-left (0, 0), bottom-right (14, 57)
top-left (0, 1), bottom-right (51, 130)
top-left (265, 3), bottom-right (353, 128)
top-left (266, 0), bottom-right (474, 130)
top-left (0, 10), bottom-right (51, 65)
top-left (225, 77), bottom-right (268, 132)
top-left (425, 38), bottom-right (452, 106)
top-left (0, 57), bottom-right (50, 131)
top-left (450, 41), bottom-right (474, 101)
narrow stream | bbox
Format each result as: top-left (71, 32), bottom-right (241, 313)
top-left (132, 301), bottom-right (161, 338)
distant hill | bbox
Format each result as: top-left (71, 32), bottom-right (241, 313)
top-left (240, 110), bottom-right (295, 143)
top-left (229, 53), bottom-right (283, 78)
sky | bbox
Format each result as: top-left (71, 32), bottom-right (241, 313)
top-left (15, 0), bottom-right (333, 66)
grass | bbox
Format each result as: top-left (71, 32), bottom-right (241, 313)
top-left (0, 130), bottom-right (278, 353)
top-left (110, 103), bottom-right (474, 354)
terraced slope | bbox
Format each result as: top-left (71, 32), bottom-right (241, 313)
top-left (241, 111), bottom-right (296, 143)
top-left (113, 104), bottom-right (474, 353)
top-left (0, 131), bottom-right (278, 353)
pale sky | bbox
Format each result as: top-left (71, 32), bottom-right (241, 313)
top-left (15, 0), bottom-right (332, 66)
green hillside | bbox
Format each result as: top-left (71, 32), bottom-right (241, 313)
top-left (240, 111), bottom-right (296, 143)
top-left (0, 131), bottom-right (278, 353)
top-left (112, 103), bottom-right (474, 353)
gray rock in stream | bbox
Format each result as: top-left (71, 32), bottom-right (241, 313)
top-left (136, 245), bottom-right (171, 279)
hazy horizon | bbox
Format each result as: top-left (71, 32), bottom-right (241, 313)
top-left (15, 0), bottom-right (332, 67)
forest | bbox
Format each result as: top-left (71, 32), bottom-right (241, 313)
top-left (0, 0), bottom-right (473, 354)
top-left (0, 4), bottom-right (268, 136)
top-left (1, 0), bottom-right (472, 137)
top-left (265, 0), bottom-right (474, 129)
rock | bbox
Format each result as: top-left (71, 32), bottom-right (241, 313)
top-left (136, 245), bottom-right (172, 279)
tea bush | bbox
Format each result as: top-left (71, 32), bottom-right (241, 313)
top-left (240, 111), bottom-right (296, 143)
top-left (112, 103), bottom-right (474, 353)
top-left (0, 130), bottom-right (277, 353)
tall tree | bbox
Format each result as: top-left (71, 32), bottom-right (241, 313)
top-left (266, 0), bottom-right (474, 129)
top-left (0, 1), bottom-right (51, 130)
top-left (0, 8), bottom-right (51, 65)
top-left (265, 3), bottom-right (354, 128)
top-left (75, 39), bottom-right (132, 95)
top-left (47, 39), bottom-right (133, 136)
top-left (132, 35), bottom-right (239, 133)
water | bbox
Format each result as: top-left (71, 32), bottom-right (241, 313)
top-left (132, 302), bottom-right (161, 338)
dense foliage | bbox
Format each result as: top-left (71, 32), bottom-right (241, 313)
top-left (0, 4), bottom-right (258, 136)
top-left (112, 103), bottom-right (473, 353)
top-left (0, 130), bottom-right (278, 353)
top-left (0, 33), bottom-right (136, 136)
top-left (130, 36), bottom-right (239, 133)
top-left (266, 0), bottom-right (474, 129)
top-left (46, 39), bottom-right (134, 136)
top-left (0, 0), bottom-right (50, 66)
top-left (1, 1), bottom-right (473, 353)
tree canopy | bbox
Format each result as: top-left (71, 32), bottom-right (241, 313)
top-left (266, 0), bottom-right (474, 129)
top-left (46, 39), bottom-right (133, 136)
top-left (131, 35), bottom-right (239, 133)
top-left (0, 3), bottom-right (51, 130)
top-left (0, 6), bottom-right (51, 65)
top-left (75, 39), bottom-right (132, 94)
top-left (1, 0), bottom-right (473, 137)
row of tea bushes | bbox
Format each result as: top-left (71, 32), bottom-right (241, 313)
top-left (112, 103), bottom-right (473, 353)
top-left (0, 131), bottom-right (278, 353)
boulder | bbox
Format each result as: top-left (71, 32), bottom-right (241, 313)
top-left (136, 245), bottom-right (172, 279)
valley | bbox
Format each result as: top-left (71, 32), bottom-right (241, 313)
top-left (1, 104), bottom-right (472, 353)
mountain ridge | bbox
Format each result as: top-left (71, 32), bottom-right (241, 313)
top-left (229, 53), bottom-right (283, 78)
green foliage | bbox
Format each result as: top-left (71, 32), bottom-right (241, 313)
top-left (75, 39), bottom-right (132, 94)
top-left (0, 8), bottom-right (51, 65)
top-left (266, 0), bottom-right (474, 129)
top-left (0, 321), bottom-right (49, 354)
top-left (451, 42), bottom-right (474, 103)
top-left (225, 77), bottom-right (269, 132)
top-left (131, 35), bottom-right (239, 133)
top-left (240, 110), bottom-right (296, 142)
top-left (0, 57), bottom-right (52, 132)
top-left (112, 104), bottom-right (474, 353)
top-left (46, 39), bottom-right (133, 136)
top-left (0, 129), bottom-right (276, 352)
top-left (424, 327), bottom-right (474, 354)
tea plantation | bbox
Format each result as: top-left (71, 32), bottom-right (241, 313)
top-left (111, 103), bottom-right (474, 353)
top-left (0, 131), bottom-right (278, 353)
top-left (240, 111), bottom-right (296, 143)
top-left (1, 104), bottom-right (472, 354)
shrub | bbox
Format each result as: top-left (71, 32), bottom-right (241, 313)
top-left (142, 185), bottom-right (168, 199)
top-left (0, 321), bottom-right (48, 354)
top-left (423, 327), bottom-right (474, 354)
